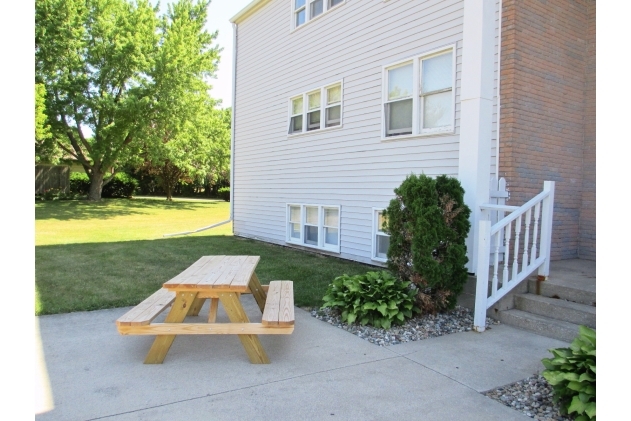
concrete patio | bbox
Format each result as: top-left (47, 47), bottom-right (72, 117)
top-left (35, 294), bottom-right (569, 421)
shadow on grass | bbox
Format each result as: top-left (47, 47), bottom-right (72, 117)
top-left (35, 197), bottom-right (226, 221)
top-left (35, 235), bottom-right (379, 315)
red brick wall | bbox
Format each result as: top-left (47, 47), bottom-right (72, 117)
top-left (499, 0), bottom-right (595, 260)
top-left (579, 1), bottom-right (596, 259)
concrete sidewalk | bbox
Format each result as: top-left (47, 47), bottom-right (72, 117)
top-left (35, 295), bottom-right (568, 421)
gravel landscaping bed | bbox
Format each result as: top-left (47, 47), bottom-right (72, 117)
top-left (484, 374), bottom-right (571, 421)
top-left (309, 305), bottom-right (500, 346)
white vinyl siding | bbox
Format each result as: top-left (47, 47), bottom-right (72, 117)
top-left (233, 0), bottom-right (499, 265)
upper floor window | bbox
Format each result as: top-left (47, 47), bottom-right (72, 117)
top-left (382, 46), bottom-right (455, 139)
top-left (288, 82), bottom-right (343, 135)
top-left (293, 0), bottom-right (345, 29)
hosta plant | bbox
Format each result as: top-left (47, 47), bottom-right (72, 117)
top-left (541, 325), bottom-right (596, 421)
top-left (321, 271), bottom-right (420, 329)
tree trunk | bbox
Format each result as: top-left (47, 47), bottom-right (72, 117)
top-left (88, 171), bottom-right (105, 201)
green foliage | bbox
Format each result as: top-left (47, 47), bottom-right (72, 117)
top-left (102, 173), bottom-right (139, 198)
top-left (35, 0), bottom-right (222, 200)
top-left (35, 188), bottom-right (80, 201)
top-left (70, 172), bottom-right (90, 195)
top-left (35, 83), bottom-right (58, 163)
top-left (321, 271), bottom-right (420, 329)
top-left (542, 326), bottom-right (596, 421)
top-left (383, 174), bottom-right (471, 314)
top-left (69, 172), bottom-right (137, 197)
top-left (217, 187), bottom-right (230, 202)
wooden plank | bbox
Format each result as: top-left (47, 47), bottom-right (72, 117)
top-left (218, 292), bottom-right (270, 364)
top-left (229, 256), bottom-right (260, 289)
top-left (261, 281), bottom-right (281, 326)
top-left (163, 256), bottom-right (223, 289)
top-left (118, 323), bottom-right (294, 335)
top-left (278, 281), bottom-right (295, 327)
top-left (208, 298), bottom-right (219, 323)
top-left (249, 272), bottom-right (267, 313)
top-left (209, 256), bottom-right (249, 289)
top-left (116, 288), bottom-right (176, 326)
top-left (144, 291), bottom-right (198, 364)
top-left (187, 298), bottom-right (207, 317)
top-left (192, 256), bottom-right (241, 289)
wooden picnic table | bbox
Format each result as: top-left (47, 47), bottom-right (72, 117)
top-left (116, 255), bottom-right (294, 364)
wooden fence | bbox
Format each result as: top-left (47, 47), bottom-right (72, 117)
top-left (35, 165), bottom-right (70, 194)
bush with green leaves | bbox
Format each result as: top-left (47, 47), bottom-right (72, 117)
top-left (69, 172), bottom-right (138, 198)
top-left (541, 325), bottom-right (596, 421)
top-left (217, 187), bottom-right (230, 201)
top-left (69, 172), bottom-right (90, 195)
top-left (321, 271), bottom-right (420, 329)
top-left (383, 174), bottom-right (471, 314)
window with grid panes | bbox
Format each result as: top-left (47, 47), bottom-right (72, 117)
top-left (288, 82), bottom-right (342, 134)
top-left (286, 204), bottom-right (340, 252)
top-left (383, 47), bottom-right (455, 138)
top-left (293, 0), bottom-right (345, 29)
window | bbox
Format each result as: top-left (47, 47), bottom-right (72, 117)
top-left (307, 91), bottom-right (321, 131)
top-left (288, 82), bottom-right (342, 135)
top-left (289, 96), bottom-right (303, 134)
top-left (325, 84), bottom-right (341, 127)
top-left (382, 47), bottom-right (455, 138)
top-left (287, 204), bottom-right (341, 252)
top-left (293, 0), bottom-right (344, 28)
top-left (372, 209), bottom-right (390, 262)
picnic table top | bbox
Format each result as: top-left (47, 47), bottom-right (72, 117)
top-left (163, 255), bottom-right (260, 292)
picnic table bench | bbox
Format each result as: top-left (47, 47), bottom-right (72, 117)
top-left (116, 256), bottom-right (294, 364)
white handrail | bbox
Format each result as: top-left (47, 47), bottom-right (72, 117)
top-left (473, 181), bottom-right (555, 332)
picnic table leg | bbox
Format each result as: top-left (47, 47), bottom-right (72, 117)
top-left (207, 298), bottom-right (219, 323)
top-left (144, 291), bottom-right (198, 364)
top-left (188, 298), bottom-right (207, 317)
top-left (249, 272), bottom-right (267, 314)
top-left (219, 292), bottom-right (270, 364)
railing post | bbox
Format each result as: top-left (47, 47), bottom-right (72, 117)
top-left (474, 219), bottom-right (492, 332)
top-left (537, 181), bottom-right (555, 278)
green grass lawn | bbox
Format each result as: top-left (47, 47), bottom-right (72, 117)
top-left (35, 198), bottom-right (375, 315)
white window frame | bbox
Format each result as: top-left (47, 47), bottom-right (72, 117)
top-left (381, 45), bottom-right (456, 141)
top-left (372, 208), bottom-right (390, 263)
top-left (287, 81), bottom-right (343, 136)
top-left (291, 0), bottom-right (346, 30)
top-left (286, 204), bottom-right (341, 253)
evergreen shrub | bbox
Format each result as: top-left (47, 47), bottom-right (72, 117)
top-left (383, 174), bottom-right (471, 314)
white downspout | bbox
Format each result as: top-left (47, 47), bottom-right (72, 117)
top-left (163, 22), bottom-right (238, 237)
top-left (496, 0), bottom-right (502, 176)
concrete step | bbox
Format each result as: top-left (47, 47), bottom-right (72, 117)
top-left (497, 309), bottom-right (581, 343)
top-left (514, 294), bottom-right (596, 328)
top-left (528, 278), bottom-right (596, 306)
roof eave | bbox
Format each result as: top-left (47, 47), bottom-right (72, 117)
top-left (229, 0), bottom-right (272, 24)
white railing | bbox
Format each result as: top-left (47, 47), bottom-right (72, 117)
top-left (473, 181), bottom-right (555, 332)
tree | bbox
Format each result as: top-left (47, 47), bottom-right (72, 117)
top-left (383, 174), bottom-right (471, 314)
top-left (35, 83), bottom-right (58, 163)
top-left (139, 0), bottom-right (228, 200)
top-left (35, 0), bottom-right (219, 200)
